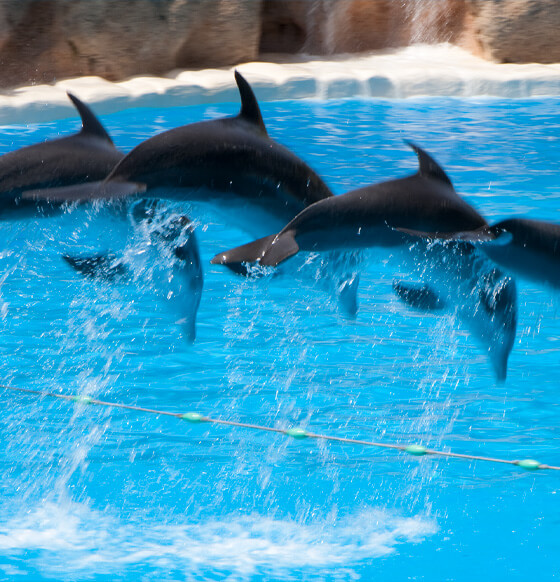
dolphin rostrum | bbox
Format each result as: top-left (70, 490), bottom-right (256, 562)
top-left (0, 93), bottom-right (124, 216)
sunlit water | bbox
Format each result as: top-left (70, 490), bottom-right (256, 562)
top-left (0, 97), bottom-right (559, 581)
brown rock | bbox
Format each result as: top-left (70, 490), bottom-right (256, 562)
top-left (259, 0), bottom-right (308, 53)
top-left (259, 0), bottom-right (468, 56)
top-left (0, 0), bottom-right (262, 87)
top-left (260, 0), bottom-right (405, 54)
top-left (464, 0), bottom-right (560, 63)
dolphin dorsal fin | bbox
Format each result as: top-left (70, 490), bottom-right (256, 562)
top-left (406, 141), bottom-right (453, 186)
top-left (67, 92), bottom-right (114, 144)
top-left (234, 70), bottom-right (268, 136)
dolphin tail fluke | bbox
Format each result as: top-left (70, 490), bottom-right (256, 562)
top-left (211, 234), bottom-right (277, 272)
top-left (22, 179), bottom-right (146, 203)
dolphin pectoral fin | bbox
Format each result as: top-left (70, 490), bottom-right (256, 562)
top-left (393, 281), bottom-right (446, 311)
top-left (63, 253), bottom-right (129, 282)
top-left (489, 350), bottom-right (509, 383)
top-left (211, 234), bottom-right (279, 273)
top-left (22, 179), bottom-right (146, 202)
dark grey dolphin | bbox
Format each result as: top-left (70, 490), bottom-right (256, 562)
top-left (211, 142), bottom-right (488, 268)
top-left (391, 240), bottom-right (517, 382)
top-left (24, 72), bottom-right (334, 225)
top-left (63, 200), bottom-right (203, 342)
top-left (212, 144), bottom-right (517, 379)
top-left (481, 218), bottom-right (560, 289)
top-left (388, 217), bottom-right (560, 290)
top-left (0, 93), bottom-right (123, 216)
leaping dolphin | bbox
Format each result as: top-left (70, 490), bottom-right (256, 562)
top-left (211, 143), bottom-right (518, 379)
top-left (24, 72), bottom-right (334, 226)
top-left (392, 240), bottom-right (517, 381)
top-left (481, 218), bottom-right (560, 289)
top-left (0, 93), bottom-right (124, 216)
top-left (386, 217), bottom-right (560, 290)
top-left (63, 200), bottom-right (203, 342)
top-left (211, 142), bottom-right (488, 268)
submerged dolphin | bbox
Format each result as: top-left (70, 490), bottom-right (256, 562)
top-left (0, 93), bottom-right (123, 216)
top-left (211, 142), bottom-right (488, 268)
top-left (392, 240), bottom-right (517, 381)
top-left (24, 72), bottom-right (334, 225)
top-left (64, 200), bottom-right (203, 342)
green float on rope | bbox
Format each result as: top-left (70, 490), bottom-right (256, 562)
top-left (71, 395), bottom-right (93, 405)
top-left (181, 412), bottom-right (205, 423)
top-left (515, 459), bottom-right (542, 471)
top-left (285, 427), bottom-right (308, 439)
top-left (404, 444), bottom-right (428, 456)
top-left (2, 383), bottom-right (559, 474)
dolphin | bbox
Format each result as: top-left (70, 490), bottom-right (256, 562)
top-left (23, 71), bottom-right (334, 226)
top-left (63, 200), bottom-right (203, 342)
top-left (392, 239), bottom-right (517, 381)
top-left (387, 216), bottom-right (560, 290)
top-left (211, 142), bottom-right (489, 268)
top-left (478, 218), bottom-right (560, 289)
top-left (0, 93), bottom-right (124, 216)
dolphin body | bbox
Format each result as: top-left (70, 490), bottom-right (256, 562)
top-left (212, 144), bottom-right (518, 380)
top-left (24, 72), bottom-right (334, 226)
top-left (0, 93), bottom-right (124, 216)
top-left (64, 200), bottom-right (203, 342)
top-left (385, 216), bottom-right (560, 290)
top-left (211, 142), bottom-right (489, 268)
top-left (479, 218), bottom-right (560, 289)
top-left (392, 240), bottom-right (517, 381)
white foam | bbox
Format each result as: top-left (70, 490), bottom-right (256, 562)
top-left (0, 500), bottom-right (437, 579)
top-left (1, 44), bottom-right (560, 124)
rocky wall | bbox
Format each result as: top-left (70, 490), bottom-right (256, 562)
top-left (259, 0), bottom-right (560, 64)
top-left (0, 0), bottom-right (558, 89)
top-left (0, 0), bottom-right (263, 87)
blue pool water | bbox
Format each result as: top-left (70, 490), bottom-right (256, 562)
top-left (0, 96), bottom-right (559, 581)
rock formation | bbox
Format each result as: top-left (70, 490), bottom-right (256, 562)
top-left (0, 0), bottom-right (262, 87)
top-left (465, 0), bottom-right (560, 63)
top-left (0, 0), bottom-right (558, 88)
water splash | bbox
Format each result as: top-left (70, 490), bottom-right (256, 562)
top-left (0, 500), bottom-right (437, 580)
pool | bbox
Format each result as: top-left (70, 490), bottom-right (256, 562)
top-left (0, 96), bottom-right (559, 581)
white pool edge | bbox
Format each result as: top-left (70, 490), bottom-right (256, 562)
top-left (2, 44), bottom-right (560, 124)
